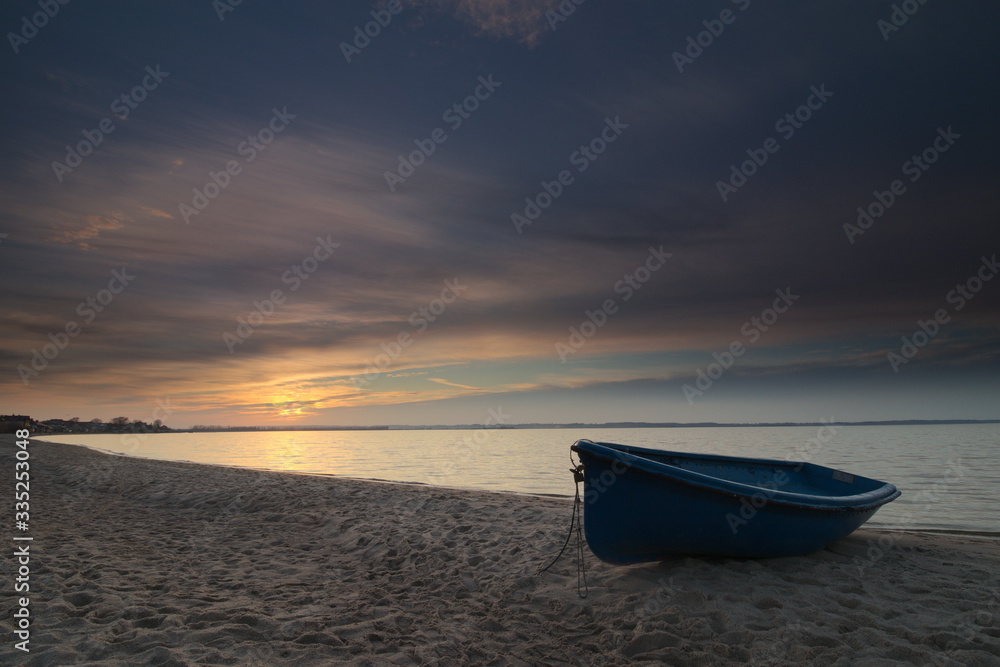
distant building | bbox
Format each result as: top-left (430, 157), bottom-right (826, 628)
top-left (38, 418), bottom-right (92, 433)
top-left (0, 415), bottom-right (31, 433)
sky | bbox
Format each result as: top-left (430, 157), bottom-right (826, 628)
top-left (2, 0), bottom-right (998, 428)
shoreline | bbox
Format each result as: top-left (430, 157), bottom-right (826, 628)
top-left (34, 436), bottom-right (581, 502)
top-left (2, 436), bottom-right (998, 665)
top-left (35, 436), bottom-right (999, 536)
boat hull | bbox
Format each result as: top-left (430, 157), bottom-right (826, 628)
top-left (571, 439), bottom-right (900, 563)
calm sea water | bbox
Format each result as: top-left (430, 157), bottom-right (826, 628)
top-left (43, 424), bottom-right (998, 533)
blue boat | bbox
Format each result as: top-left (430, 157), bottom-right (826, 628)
top-left (570, 439), bottom-right (900, 563)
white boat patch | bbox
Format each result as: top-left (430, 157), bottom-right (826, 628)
top-left (832, 470), bottom-right (855, 484)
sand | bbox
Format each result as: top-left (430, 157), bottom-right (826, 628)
top-left (1, 435), bottom-right (998, 666)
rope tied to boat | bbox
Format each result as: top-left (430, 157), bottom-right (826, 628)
top-left (538, 454), bottom-right (589, 598)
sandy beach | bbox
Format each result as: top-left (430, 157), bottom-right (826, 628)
top-left (2, 435), bottom-right (998, 666)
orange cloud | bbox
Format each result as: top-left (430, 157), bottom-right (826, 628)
top-left (140, 207), bottom-right (174, 219)
top-left (49, 211), bottom-right (130, 250)
top-left (427, 377), bottom-right (480, 390)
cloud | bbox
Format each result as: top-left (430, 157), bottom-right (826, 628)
top-left (140, 207), bottom-right (174, 220)
top-left (48, 211), bottom-right (131, 250)
top-left (413, 0), bottom-right (561, 45)
top-left (2, 0), bottom-right (997, 426)
top-left (427, 377), bottom-right (480, 390)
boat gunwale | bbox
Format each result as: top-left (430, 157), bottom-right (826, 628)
top-left (572, 439), bottom-right (901, 513)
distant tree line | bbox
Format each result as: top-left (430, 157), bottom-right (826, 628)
top-left (36, 416), bottom-right (170, 433)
